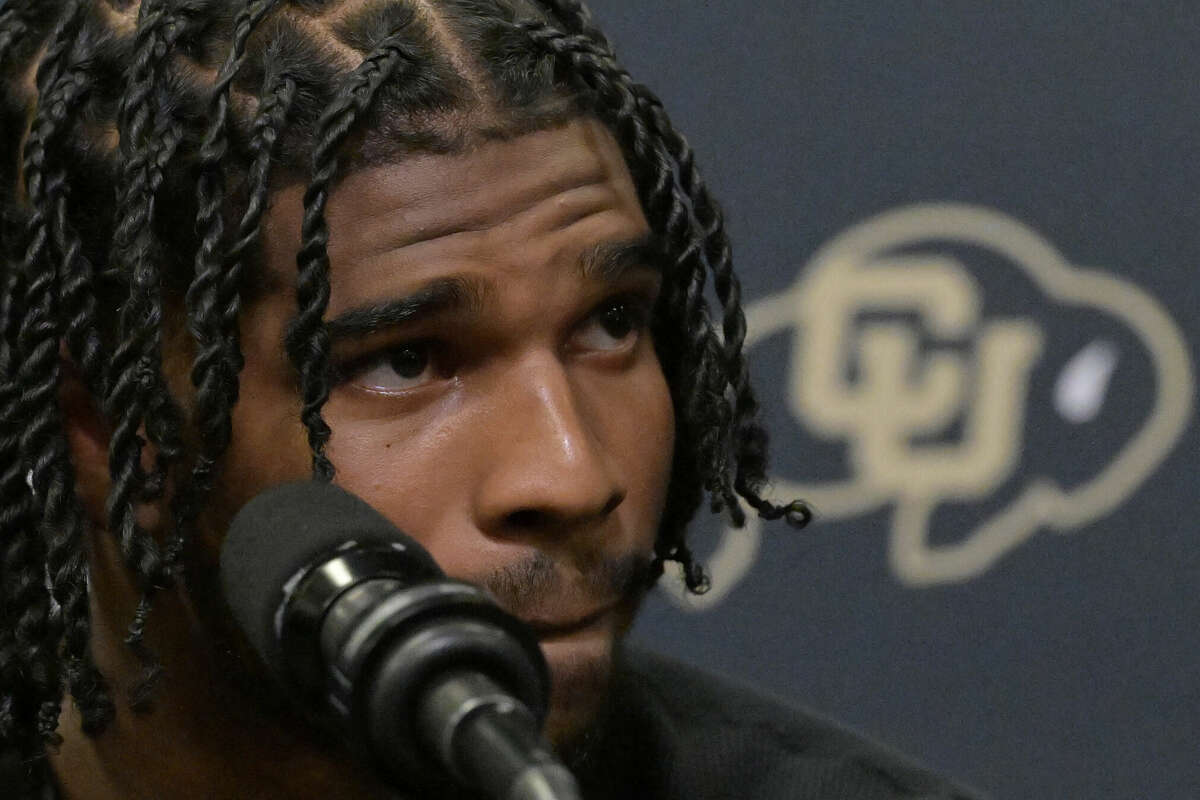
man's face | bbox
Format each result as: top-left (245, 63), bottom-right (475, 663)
top-left (207, 117), bottom-right (674, 748)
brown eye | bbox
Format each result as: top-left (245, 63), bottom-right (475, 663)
top-left (387, 346), bottom-right (430, 379)
top-left (575, 298), bottom-right (649, 353)
top-left (351, 342), bottom-right (438, 393)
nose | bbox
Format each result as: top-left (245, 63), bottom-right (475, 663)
top-left (474, 353), bottom-right (626, 539)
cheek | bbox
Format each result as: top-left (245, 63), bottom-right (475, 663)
top-left (210, 397), bottom-right (310, 542)
top-left (201, 304), bottom-right (313, 546)
top-left (581, 355), bottom-right (676, 541)
top-left (321, 417), bottom-right (449, 521)
top-left (640, 365), bottom-right (676, 525)
top-left (317, 400), bottom-right (487, 570)
top-left (634, 366), bottom-right (674, 468)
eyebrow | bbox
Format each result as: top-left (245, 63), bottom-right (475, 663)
top-left (578, 232), bottom-right (669, 282)
top-left (322, 232), bottom-right (668, 343)
top-left (324, 277), bottom-right (485, 341)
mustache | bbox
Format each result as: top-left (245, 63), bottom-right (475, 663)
top-left (481, 550), bottom-right (656, 617)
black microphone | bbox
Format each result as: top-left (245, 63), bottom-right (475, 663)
top-left (219, 481), bottom-right (581, 800)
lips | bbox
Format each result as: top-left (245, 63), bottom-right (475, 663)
top-left (520, 603), bottom-right (618, 639)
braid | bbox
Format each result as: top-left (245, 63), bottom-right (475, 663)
top-left (220, 67), bottom-right (299, 370)
top-left (0, 3), bottom-right (58, 69)
top-left (56, 200), bottom-right (107, 401)
top-left (0, 268), bottom-right (29, 747)
top-left (136, 103), bottom-right (187, 493)
top-left (105, 0), bottom-right (211, 698)
top-left (0, 399), bottom-right (54, 753)
top-left (0, 8), bottom-right (25, 63)
top-left (536, 0), bottom-right (610, 49)
top-left (288, 20), bottom-right (423, 482)
top-left (0, 4), bottom-right (812, 785)
top-left (38, 46), bottom-right (117, 736)
top-left (509, 21), bottom-right (717, 585)
top-left (105, 0), bottom-right (177, 596)
top-left (632, 93), bottom-right (811, 528)
top-left (174, 0), bottom-right (284, 599)
top-left (514, 17), bottom-right (811, 586)
top-left (7, 1), bottom-right (97, 751)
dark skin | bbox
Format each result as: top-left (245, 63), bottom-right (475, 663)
top-left (50, 118), bottom-right (675, 798)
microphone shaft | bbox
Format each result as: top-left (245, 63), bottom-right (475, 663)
top-left (418, 672), bottom-right (581, 800)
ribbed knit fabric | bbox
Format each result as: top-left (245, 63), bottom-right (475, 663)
top-left (572, 647), bottom-right (986, 800)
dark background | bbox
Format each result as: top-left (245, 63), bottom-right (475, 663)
top-left (592, 3), bottom-right (1200, 798)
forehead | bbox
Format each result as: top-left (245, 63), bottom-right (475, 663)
top-left (259, 117), bottom-right (647, 305)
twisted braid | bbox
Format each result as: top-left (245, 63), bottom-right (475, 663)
top-left (0, 7), bottom-right (24, 63)
top-left (288, 22), bottom-right (423, 482)
top-left (7, 2), bottom-right (97, 749)
top-left (536, 0), bottom-right (609, 48)
top-left (105, 0), bottom-right (178, 594)
top-left (135, 102), bottom-right (187, 492)
top-left (633, 93), bottom-right (810, 528)
top-left (174, 0), bottom-right (284, 597)
top-left (221, 73), bottom-right (299, 365)
top-left (511, 22), bottom-right (718, 586)
top-left (514, 17), bottom-right (811, 586)
top-left (0, 267), bottom-right (29, 747)
top-left (0, 1), bottom-right (329, 763)
top-left (34, 36), bottom-right (116, 734)
top-left (0, 395), bottom-right (52, 752)
top-left (104, 0), bottom-right (207, 700)
top-left (0, 5), bottom-right (812, 788)
top-left (555, 3), bottom-right (808, 526)
top-left (0, 2), bottom-right (57, 69)
top-left (56, 193), bottom-right (107, 399)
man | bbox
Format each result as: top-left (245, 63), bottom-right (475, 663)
top-left (0, 0), bottom-right (978, 797)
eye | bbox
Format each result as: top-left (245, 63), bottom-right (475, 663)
top-left (574, 296), bottom-right (651, 353)
top-left (344, 341), bottom-right (440, 393)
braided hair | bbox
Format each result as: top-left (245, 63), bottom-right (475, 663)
top-left (0, 0), bottom-right (810, 790)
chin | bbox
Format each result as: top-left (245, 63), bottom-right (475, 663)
top-left (538, 630), bottom-right (617, 751)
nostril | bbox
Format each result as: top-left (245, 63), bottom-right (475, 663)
top-left (501, 492), bottom-right (624, 530)
top-left (601, 491), bottom-right (625, 516)
top-left (506, 508), bottom-right (547, 528)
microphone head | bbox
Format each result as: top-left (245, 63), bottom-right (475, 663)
top-left (219, 480), bottom-right (442, 673)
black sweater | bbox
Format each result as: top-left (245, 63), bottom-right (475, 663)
top-left (572, 647), bottom-right (984, 800)
top-left (14, 647), bottom-right (983, 799)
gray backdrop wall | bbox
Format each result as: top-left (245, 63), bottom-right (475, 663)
top-left (595, 3), bottom-right (1200, 798)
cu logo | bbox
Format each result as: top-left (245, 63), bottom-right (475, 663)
top-left (665, 204), bottom-right (1194, 608)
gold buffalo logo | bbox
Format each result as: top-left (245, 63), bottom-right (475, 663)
top-left (664, 203), bottom-right (1194, 607)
